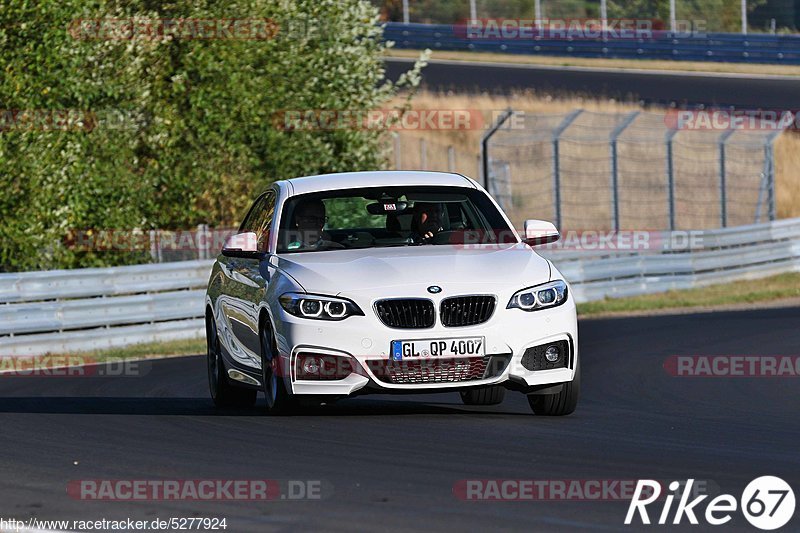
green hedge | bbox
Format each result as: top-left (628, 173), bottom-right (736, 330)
top-left (0, 0), bottom-right (426, 271)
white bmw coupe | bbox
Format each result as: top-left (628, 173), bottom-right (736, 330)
top-left (205, 171), bottom-right (579, 415)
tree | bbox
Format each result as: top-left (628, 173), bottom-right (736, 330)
top-left (0, 0), bottom-right (426, 271)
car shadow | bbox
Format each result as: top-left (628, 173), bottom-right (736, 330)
top-left (0, 396), bottom-right (531, 416)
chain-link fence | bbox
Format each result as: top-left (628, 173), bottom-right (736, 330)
top-left (485, 110), bottom-right (787, 230)
top-left (373, 0), bottom-right (798, 34)
top-left (151, 115), bottom-right (787, 263)
top-left (389, 132), bottom-right (481, 178)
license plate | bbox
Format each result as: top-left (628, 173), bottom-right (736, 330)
top-left (390, 337), bottom-right (484, 361)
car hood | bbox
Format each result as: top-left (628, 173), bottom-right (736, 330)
top-left (275, 243), bottom-right (551, 297)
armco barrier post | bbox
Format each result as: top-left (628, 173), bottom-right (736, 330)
top-left (196, 225), bottom-right (203, 260)
top-left (610, 112), bottom-right (640, 231)
top-left (551, 110), bottom-right (583, 230)
top-left (197, 224), bottom-right (211, 260)
top-left (149, 229), bottom-right (159, 263)
top-left (480, 108), bottom-right (514, 190)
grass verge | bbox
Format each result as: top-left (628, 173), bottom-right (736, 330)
top-left (386, 48), bottom-right (800, 77)
top-left (0, 338), bottom-right (205, 375)
top-left (57, 337), bottom-right (205, 365)
top-left (577, 272), bottom-right (800, 317)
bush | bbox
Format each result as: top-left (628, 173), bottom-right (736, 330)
top-left (0, 0), bottom-right (426, 271)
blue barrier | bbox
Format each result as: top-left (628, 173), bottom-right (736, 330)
top-left (384, 22), bottom-right (800, 64)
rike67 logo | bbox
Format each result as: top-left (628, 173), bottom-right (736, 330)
top-left (626, 477), bottom-right (795, 530)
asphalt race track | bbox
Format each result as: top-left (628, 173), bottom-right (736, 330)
top-left (385, 57), bottom-right (800, 108)
top-left (1, 307), bottom-right (799, 531)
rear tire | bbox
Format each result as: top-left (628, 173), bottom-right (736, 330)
top-left (259, 320), bottom-right (295, 415)
top-left (460, 385), bottom-right (506, 406)
top-left (207, 315), bottom-right (257, 408)
top-left (527, 362), bottom-right (580, 416)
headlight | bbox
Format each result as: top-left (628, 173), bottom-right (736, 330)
top-left (279, 293), bottom-right (363, 321)
top-left (507, 280), bottom-right (568, 311)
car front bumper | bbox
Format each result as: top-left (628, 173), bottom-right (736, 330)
top-left (274, 296), bottom-right (579, 397)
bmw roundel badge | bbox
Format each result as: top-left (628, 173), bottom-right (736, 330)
top-left (427, 285), bottom-right (442, 294)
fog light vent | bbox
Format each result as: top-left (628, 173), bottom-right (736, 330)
top-left (295, 353), bottom-right (355, 381)
top-left (521, 341), bottom-right (569, 371)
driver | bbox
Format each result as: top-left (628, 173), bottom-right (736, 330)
top-left (410, 202), bottom-right (444, 244)
top-left (286, 199), bottom-right (343, 251)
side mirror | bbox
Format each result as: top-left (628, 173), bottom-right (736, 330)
top-left (221, 232), bottom-right (265, 259)
top-left (522, 219), bottom-right (560, 246)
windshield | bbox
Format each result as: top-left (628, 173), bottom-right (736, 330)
top-left (276, 186), bottom-right (516, 253)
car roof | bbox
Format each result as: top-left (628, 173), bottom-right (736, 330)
top-left (281, 171), bottom-right (477, 196)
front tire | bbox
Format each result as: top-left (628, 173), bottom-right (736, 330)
top-left (527, 362), bottom-right (580, 416)
top-left (259, 320), bottom-right (294, 415)
top-left (460, 386), bottom-right (505, 406)
top-left (207, 315), bottom-right (257, 408)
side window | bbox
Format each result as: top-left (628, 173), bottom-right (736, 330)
top-left (239, 196), bottom-right (265, 233)
top-left (239, 191), bottom-right (277, 252)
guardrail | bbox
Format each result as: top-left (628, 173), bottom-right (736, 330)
top-left (384, 22), bottom-right (800, 64)
top-left (0, 260), bottom-right (212, 356)
top-left (2, 218), bottom-right (799, 356)
top-left (540, 218), bottom-right (800, 303)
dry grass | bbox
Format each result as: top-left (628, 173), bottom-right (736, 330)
top-left (386, 49), bottom-right (800, 77)
top-left (390, 91), bottom-right (800, 225)
top-left (578, 272), bottom-right (800, 316)
top-left (775, 132), bottom-right (800, 219)
top-left (388, 90), bottom-right (639, 188)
